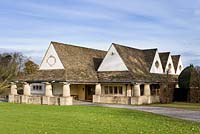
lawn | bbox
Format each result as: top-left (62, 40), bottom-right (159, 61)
top-left (0, 103), bottom-right (200, 134)
top-left (151, 102), bottom-right (200, 111)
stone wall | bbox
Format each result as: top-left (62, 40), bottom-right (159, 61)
top-left (9, 95), bottom-right (72, 106)
top-left (93, 95), bottom-right (129, 104)
top-left (93, 95), bottom-right (160, 105)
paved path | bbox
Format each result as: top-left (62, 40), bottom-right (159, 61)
top-left (79, 103), bottom-right (200, 123)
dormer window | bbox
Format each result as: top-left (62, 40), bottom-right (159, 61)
top-left (155, 61), bottom-right (159, 68)
top-left (168, 63), bottom-right (172, 69)
top-left (111, 52), bottom-right (115, 56)
top-left (167, 63), bottom-right (172, 73)
top-left (179, 65), bottom-right (182, 71)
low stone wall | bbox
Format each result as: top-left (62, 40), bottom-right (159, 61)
top-left (93, 95), bottom-right (160, 105)
top-left (93, 95), bottom-right (129, 104)
top-left (8, 95), bottom-right (73, 106)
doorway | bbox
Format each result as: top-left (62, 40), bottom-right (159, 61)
top-left (85, 85), bottom-right (95, 101)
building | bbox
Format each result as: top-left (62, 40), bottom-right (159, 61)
top-left (9, 41), bottom-right (184, 105)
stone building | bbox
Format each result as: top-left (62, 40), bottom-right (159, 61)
top-left (9, 42), bottom-right (184, 105)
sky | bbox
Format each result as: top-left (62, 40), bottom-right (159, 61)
top-left (0, 0), bottom-right (200, 66)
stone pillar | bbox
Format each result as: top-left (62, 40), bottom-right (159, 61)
top-left (45, 82), bottom-right (53, 97)
top-left (133, 84), bottom-right (140, 97)
top-left (95, 84), bottom-right (101, 95)
top-left (127, 84), bottom-right (132, 97)
top-left (63, 83), bottom-right (70, 97)
top-left (23, 82), bottom-right (31, 96)
top-left (10, 83), bottom-right (18, 95)
top-left (144, 84), bottom-right (151, 96)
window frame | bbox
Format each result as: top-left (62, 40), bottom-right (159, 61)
top-left (103, 85), bottom-right (124, 95)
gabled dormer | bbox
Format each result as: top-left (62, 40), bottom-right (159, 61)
top-left (159, 52), bottom-right (175, 75)
top-left (172, 55), bottom-right (184, 75)
top-left (98, 44), bottom-right (129, 72)
top-left (143, 49), bottom-right (163, 74)
top-left (39, 42), bottom-right (65, 70)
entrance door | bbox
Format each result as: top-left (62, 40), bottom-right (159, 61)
top-left (85, 85), bottom-right (95, 101)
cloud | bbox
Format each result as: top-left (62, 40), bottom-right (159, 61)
top-left (0, 0), bottom-right (200, 66)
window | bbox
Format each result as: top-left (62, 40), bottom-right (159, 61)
top-left (155, 61), bottom-right (159, 68)
top-left (109, 86), bottom-right (113, 94)
top-left (168, 63), bottom-right (172, 69)
top-left (33, 85), bottom-right (43, 91)
top-left (118, 86), bottom-right (123, 94)
top-left (179, 65), bottom-right (182, 71)
top-left (104, 86), bottom-right (109, 94)
top-left (140, 85), bottom-right (144, 96)
top-left (31, 83), bottom-right (45, 94)
top-left (103, 85), bottom-right (123, 95)
top-left (114, 86), bottom-right (118, 94)
top-left (111, 52), bottom-right (115, 56)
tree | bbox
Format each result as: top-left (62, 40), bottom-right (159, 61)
top-left (23, 60), bottom-right (39, 75)
top-left (0, 52), bottom-right (25, 93)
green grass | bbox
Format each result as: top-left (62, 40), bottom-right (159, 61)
top-left (0, 103), bottom-right (200, 134)
top-left (151, 102), bottom-right (200, 111)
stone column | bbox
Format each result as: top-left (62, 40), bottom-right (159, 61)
top-left (127, 84), bottom-right (132, 97)
top-left (63, 83), bottom-right (70, 97)
top-left (95, 84), bottom-right (101, 95)
top-left (144, 84), bottom-right (151, 96)
top-left (133, 84), bottom-right (140, 97)
top-left (45, 82), bottom-right (53, 97)
top-left (10, 83), bottom-right (18, 95)
top-left (23, 82), bottom-right (31, 96)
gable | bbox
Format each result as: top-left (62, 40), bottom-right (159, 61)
top-left (150, 51), bottom-right (163, 74)
top-left (112, 43), bottom-right (150, 75)
top-left (159, 52), bottom-right (170, 71)
top-left (39, 43), bottom-right (64, 70)
top-left (165, 55), bottom-right (175, 75)
top-left (98, 45), bottom-right (128, 72)
top-left (176, 57), bottom-right (184, 75)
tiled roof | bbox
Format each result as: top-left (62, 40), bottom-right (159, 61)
top-left (172, 55), bottom-right (180, 71)
top-left (17, 42), bottom-right (178, 83)
top-left (159, 52), bottom-right (170, 71)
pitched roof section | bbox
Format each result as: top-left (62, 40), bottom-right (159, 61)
top-left (112, 43), bottom-right (155, 75)
top-left (97, 71), bottom-right (133, 83)
top-left (159, 52), bottom-right (170, 71)
top-left (17, 70), bottom-right (66, 82)
top-left (142, 48), bottom-right (158, 71)
top-left (171, 55), bottom-right (180, 71)
top-left (52, 41), bottom-right (107, 82)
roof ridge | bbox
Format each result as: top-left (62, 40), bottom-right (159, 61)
top-left (51, 41), bottom-right (107, 52)
top-left (112, 43), bottom-right (158, 52)
top-left (142, 48), bottom-right (158, 51)
top-left (159, 52), bottom-right (170, 54)
top-left (112, 43), bottom-right (143, 52)
top-left (171, 55), bottom-right (181, 57)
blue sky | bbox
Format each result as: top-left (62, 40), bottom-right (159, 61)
top-left (0, 0), bottom-right (200, 66)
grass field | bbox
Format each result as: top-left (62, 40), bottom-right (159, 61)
top-left (0, 103), bottom-right (200, 134)
top-left (151, 102), bottom-right (200, 111)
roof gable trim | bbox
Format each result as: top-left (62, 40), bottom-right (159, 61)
top-left (39, 43), bottom-right (65, 70)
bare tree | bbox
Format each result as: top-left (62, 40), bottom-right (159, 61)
top-left (0, 52), bottom-right (26, 93)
